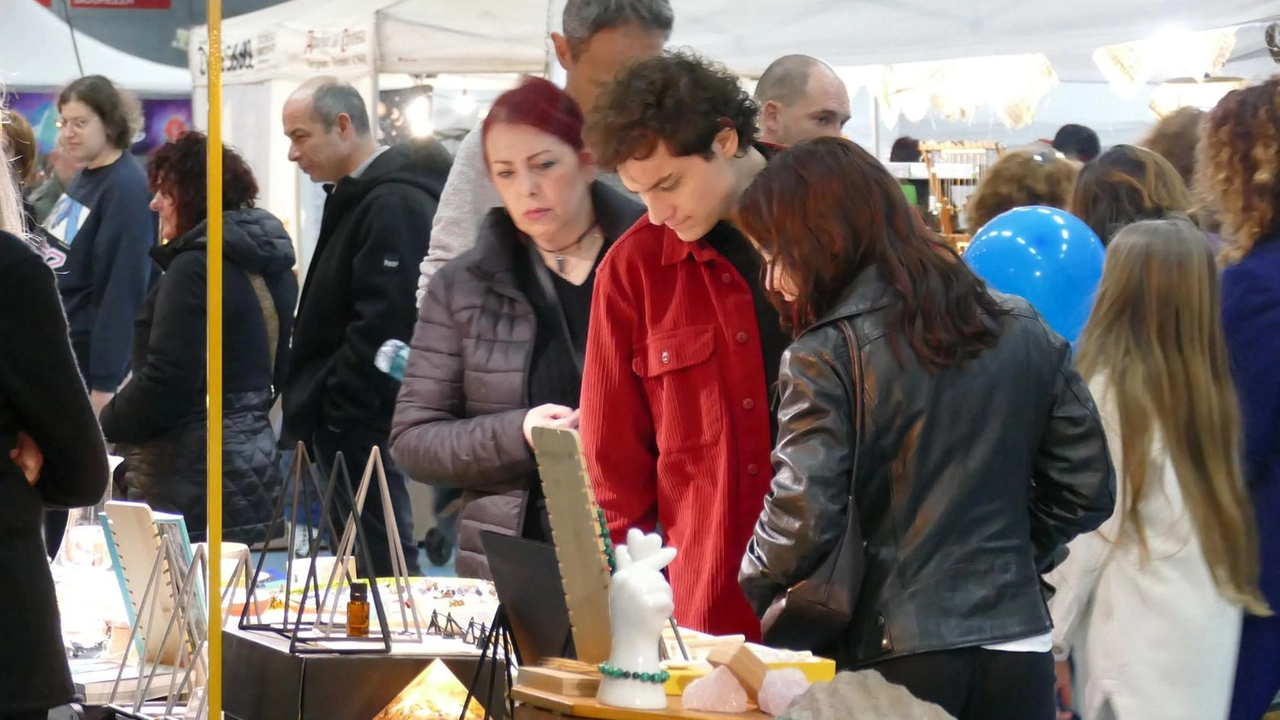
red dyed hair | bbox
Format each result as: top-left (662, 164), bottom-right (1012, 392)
top-left (481, 77), bottom-right (585, 163)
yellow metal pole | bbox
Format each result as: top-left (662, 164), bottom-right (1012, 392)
top-left (206, 0), bottom-right (224, 715)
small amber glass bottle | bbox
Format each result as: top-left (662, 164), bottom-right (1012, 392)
top-left (347, 581), bottom-right (370, 638)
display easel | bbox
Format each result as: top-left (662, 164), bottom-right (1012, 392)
top-left (528, 427), bottom-right (614, 665)
top-left (313, 446), bottom-right (424, 644)
top-left (237, 443), bottom-right (397, 655)
top-left (105, 533), bottom-right (211, 719)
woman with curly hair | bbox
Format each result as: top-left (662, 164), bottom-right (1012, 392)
top-left (1198, 77), bottom-right (1280, 720)
top-left (965, 149), bottom-right (1080, 232)
top-left (1071, 144), bottom-right (1194, 247)
top-left (100, 132), bottom-right (297, 544)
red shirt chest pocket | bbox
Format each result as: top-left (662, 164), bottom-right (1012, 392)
top-left (633, 325), bottom-right (725, 453)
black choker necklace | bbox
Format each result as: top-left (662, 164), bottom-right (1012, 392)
top-left (535, 223), bottom-right (601, 275)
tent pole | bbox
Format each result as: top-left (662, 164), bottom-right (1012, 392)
top-left (870, 92), bottom-right (882, 159)
top-left (206, 0), bottom-right (225, 717)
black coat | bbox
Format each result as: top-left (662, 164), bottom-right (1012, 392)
top-left (390, 183), bottom-right (643, 578)
top-left (0, 231), bottom-right (109, 713)
top-left (100, 209), bottom-right (298, 544)
top-left (282, 143), bottom-right (451, 445)
top-left (739, 268), bottom-right (1116, 668)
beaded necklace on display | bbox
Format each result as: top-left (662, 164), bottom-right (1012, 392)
top-left (597, 508), bottom-right (617, 575)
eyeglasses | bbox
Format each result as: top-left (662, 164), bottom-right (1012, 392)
top-left (55, 116), bottom-right (95, 132)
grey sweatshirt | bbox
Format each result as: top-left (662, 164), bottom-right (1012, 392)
top-left (416, 117), bottom-right (634, 306)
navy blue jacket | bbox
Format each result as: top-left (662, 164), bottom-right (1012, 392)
top-left (1222, 236), bottom-right (1280, 603)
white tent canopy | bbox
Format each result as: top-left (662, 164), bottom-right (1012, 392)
top-left (189, 0), bottom-right (1280, 82)
top-left (1, 0), bottom-right (191, 94)
top-left (188, 0), bottom-right (1280, 278)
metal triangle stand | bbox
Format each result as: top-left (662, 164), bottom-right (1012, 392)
top-left (285, 450), bottom-right (394, 654)
top-left (311, 446), bottom-right (424, 644)
top-left (238, 442), bottom-right (346, 636)
top-left (107, 532), bottom-right (257, 720)
top-left (462, 604), bottom-right (518, 720)
top-left (235, 442), bottom-right (394, 654)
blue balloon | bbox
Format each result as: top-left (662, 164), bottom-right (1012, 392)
top-left (963, 206), bottom-right (1105, 345)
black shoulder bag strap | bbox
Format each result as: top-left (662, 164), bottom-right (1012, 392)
top-left (242, 268), bottom-right (281, 396)
top-left (524, 240), bottom-right (585, 378)
top-left (759, 318), bottom-right (866, 653)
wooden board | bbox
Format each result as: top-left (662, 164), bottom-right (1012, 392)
top-left (530, 427), bottom-right (614, 665)
top-left (512, 685), bottom-right (770, 720)
top-left (518, 666), bottom-right (601, 697)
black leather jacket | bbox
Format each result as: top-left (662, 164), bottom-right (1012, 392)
top-left (740, 269), bottom-right (1115, 668)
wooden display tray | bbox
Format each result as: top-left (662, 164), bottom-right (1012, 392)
top-left (511, 684), bottom-right (769, 720)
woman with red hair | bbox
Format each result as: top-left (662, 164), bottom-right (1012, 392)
top-left (100, 131), bottom-right (297, 544)
top-left (390, 77), bottom-right (644, 579)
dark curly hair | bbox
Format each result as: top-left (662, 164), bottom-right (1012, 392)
top-left (585, 50), bottom-right (759, 171)
top-left (1071, 144), bottom-right (1191, 246)
top-left (1199, 77), bottom-right (1280, 263)
top-left (148, 131), bottom-right (259, 239)
top-left (58, 75), bottom-right (143, 151)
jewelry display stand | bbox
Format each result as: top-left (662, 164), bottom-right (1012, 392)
top-left (106, 534), bottom-right (213, 719)
top-left (312, 446), bottom-right (424, 644)
top-left (237, 443), bottom-right (394, 654)
top-left (461, 605), bottom-right (518, 720)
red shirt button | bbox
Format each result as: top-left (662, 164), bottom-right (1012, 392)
top-left (742, 398), bottom-right (755, 410)
top-left (747, 464), bottom-right (760, 475)
top-left (736, 332), bottom-right (749, 344)
top-left (721, 272), bottom-right (734, 284)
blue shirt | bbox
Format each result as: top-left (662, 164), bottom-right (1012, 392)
top-left (44, 152), bottom-right (158, 392)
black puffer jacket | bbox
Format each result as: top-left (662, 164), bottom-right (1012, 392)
top-left (282, 143), bottom-right (449, 446)
top-left (100, 209), bottom-right (298, 544)
top-left (390, 182), bottom-right (642, 578)
top-left (740, 268), bottom-right (1115, 668)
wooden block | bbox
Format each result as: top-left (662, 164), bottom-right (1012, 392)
top-left (518, 666), bottom-right (601, 697)
top-left (512, 684), bottom-right (770, 720)
top-left (706, 640), bottom-right (768, 704)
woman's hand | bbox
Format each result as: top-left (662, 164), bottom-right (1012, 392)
top-left (523, 404), bottom-right (579, 447)
top-left (9, 432), bottom-right (43, 486)
top-left (1054, 659), bottom-right (1074, 720)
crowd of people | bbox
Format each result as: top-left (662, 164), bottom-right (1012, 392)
top-left (0, 1), bottom-right (1278, 719)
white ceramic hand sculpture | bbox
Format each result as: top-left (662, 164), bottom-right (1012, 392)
top-left (596, 528), bottom-right (677, 710)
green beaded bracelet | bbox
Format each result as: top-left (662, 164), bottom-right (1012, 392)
top-left (597, 662), bottom-right (670, 684)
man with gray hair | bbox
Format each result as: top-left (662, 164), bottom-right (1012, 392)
top-left (754, 54), bottom-right (851, 147)
top-left (415, 0), bottom-right (673, 297)
top-left (281, 77), bottom-right (450, 577)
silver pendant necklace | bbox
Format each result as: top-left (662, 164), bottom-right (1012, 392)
top-left (549, 223), bottom-right (600, 276)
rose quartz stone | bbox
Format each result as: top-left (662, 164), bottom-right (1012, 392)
top-left (682, 666), bottom-right (749, 713)
top-left (758, 668), bottom-right (812, 717)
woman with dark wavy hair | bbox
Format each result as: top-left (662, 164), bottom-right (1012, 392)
top-left (1070, 144), bottom-right (1195, 247)
top-left (100, 131), bottom-right (297, 544)
top-left (1198, 77), bottom-right (1280, 720)
top-left (737, 137), bottom-right (1115, 720)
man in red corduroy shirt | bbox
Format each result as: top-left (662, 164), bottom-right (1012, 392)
top-left (580, 51), bottom-right (789, 639)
